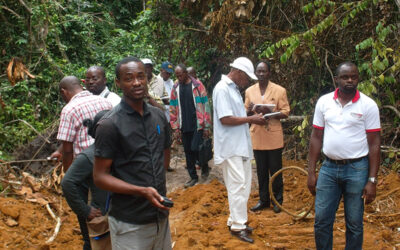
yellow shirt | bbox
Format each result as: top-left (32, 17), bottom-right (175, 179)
top-left (244, 81), bottom-right (290, 150)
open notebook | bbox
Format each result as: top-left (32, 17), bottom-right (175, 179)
top-left (252, 104), bottom-right (276, 111)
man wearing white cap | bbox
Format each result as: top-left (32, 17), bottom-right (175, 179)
top-left (142, 58), bottom-right (165, 98)
top-left (212, 57), bottom-right (266, 243)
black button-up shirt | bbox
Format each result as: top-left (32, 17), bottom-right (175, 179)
top-left (95, 99), bottom-right (171, 224)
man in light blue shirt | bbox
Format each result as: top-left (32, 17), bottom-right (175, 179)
top-left (212, 57), bottom-right (265, 244)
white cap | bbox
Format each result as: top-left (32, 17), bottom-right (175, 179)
top-left (230, 57), bottom-right (257, 80)
top-left (141, 58), bottom-right (153, 65)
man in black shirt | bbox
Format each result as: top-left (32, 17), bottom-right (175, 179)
top-left (171, 64), bottom-right (210, 188)
top-left (93, 56), bottom-right (172, 250)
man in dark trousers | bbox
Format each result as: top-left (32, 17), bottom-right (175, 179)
top-left (93, 57), bottom-right (172, 250)
top-left (308, 62), bottom-right (381, 250)
top-left (169, 64), bottom-right (211, 188)
top-left (245, 60), bottom-right (290, 213)
top-left (61, 110), bottom-right (110, 250)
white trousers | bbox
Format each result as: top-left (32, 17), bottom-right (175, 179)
top-left (220, 156), bottom-right (252, 231)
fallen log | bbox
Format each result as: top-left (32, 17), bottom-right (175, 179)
top-left (281, 115), bottom-right (306, 122)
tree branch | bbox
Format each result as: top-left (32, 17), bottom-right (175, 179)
top-left (4, 119), bottom-right (51, 144)
top-left (382, 105), bottom-right (400, 119)
top-left (325, 50), bottom-right (335, 88)
top-left (18, 0), bottom-right (32, 14)
top-left (394, 0), bottom-right (400, 10)
top-left (281, 115), bottom-right (306, 122)
top-left (0, 5), bottom-right (22, 18)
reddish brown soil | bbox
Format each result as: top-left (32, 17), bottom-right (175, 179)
top-left (169, 160), bottom-right (400, 249)
top-left (1, 160), bottom-right (399, 249)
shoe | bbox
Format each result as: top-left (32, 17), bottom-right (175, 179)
top-left (230, 229), bottom-right (254, 243)
top-left (250, 201), bottom-right (269, 212)
top-left (228, 225), bottom-right (253, 234)
top-left (184, 179), bottom-right (198, 188)
top-left (273, 204), bottom-right (281, 213)
top-left (201, 167), bottom-right (209, 179)
top-left (167, 166), bottom-right (174, 172)
top-left (195, 160), bottom-right (201, 170)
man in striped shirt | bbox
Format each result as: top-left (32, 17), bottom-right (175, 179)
top-left (56, 76), bottom-right (112, 171)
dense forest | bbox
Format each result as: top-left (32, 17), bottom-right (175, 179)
top-left (0, 0), bottom-right (399, 169)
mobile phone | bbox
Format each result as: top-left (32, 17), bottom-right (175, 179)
top-left (161, 196), bottom-right (174, 208)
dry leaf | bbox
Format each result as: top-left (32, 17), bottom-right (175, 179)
top-left (5, 218), bottom-right (18, 227)
top-left (0, 94), bottom-right (5, 109)
top-left (22, 172), bottom-right (42, 192)
top-left (6, 57), bottom-right (35, 86)
top-left (14, 186), bottom-right (33, 196)
top-left (8, 173), bottom-right (16, 180)
top-left (26, 192), bottom-right (49, 206)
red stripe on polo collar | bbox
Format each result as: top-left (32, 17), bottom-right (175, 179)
top-left (333, 88), bottom-right (360, 103)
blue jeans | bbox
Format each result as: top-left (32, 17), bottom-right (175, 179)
top-left (314, 157), bottom-right (369, 250)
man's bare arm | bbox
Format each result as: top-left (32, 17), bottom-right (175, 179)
top-left (62, 141), bottom-right (74, 171)
top-left (307, 128), bottom-right (324, 195)
top-left (366, 131), bottom-right (380, 179)
top-left (363, 131), bottom-right (381, 204)
top-left (93, 157), bottom-right (168, 209)
top-left (220, 114), bottom-right (265, 126)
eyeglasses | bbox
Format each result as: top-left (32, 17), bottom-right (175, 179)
top-left (241, 71), bottom-right (252, 82)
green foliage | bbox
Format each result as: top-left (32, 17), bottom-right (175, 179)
top-left (383, 149), bottom-right (400, 172)
top-left (293, 117), bottom-right (310, 148)
top-left (0, 0), bottom-right (122, 158)
top-left (356, 21), bottom-right (399, 110)
top-left (262, 0), bottom-right (399, 110)
top-left (0, 79), bottom-right (57, 155)
top-left (0, 0), bottom-right (399, 161)
top-left (0, 0), bottom-right (218, 158)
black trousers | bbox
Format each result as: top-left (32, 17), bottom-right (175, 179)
top-left (182, 131), bottom-right (199, 180)
top-left (77, 215), bottom-right (91, 250)
top-left (253, 148), bottom-right (283, 205)
top-left (75, 183), bottom-right (91, 250)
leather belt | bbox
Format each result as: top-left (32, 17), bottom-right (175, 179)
top-left (325, 156), bottom-right (366, 165)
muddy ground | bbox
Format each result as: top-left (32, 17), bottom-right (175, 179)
top-left (0, 146), bottom-right (399, 249)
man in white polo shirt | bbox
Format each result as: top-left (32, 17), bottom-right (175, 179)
top-left (213, 57), bottom-right (265, 243)
top-left (307, 62), bottom-right (381, 250)
top-left (85, 66), bottom-right (121, 107)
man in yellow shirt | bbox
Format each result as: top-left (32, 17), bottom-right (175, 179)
top-left (245, 60), bottom-right (290, 213)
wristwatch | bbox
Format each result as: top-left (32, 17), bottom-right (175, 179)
top-left (368, 177), bottom-right (377, 184)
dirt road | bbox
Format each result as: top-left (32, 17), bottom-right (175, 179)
top-left (168, 159), bottom-right (400, 249)
top-left (0, 154), bottom-right (399, 249)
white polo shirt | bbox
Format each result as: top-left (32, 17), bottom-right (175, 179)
top-left (312, 89), bottom-right (380, 160)
top-left (212, 75), bottom-right (253, 165)
top-left (99, 87), bottom-right (121, 107)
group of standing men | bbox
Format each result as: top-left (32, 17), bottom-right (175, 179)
top-left (53, 54), bottom-right (380, 250)
top-left (213, 58), bottom-right (381, 249)
top-left (54, 57), bottom-right (213, 249)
